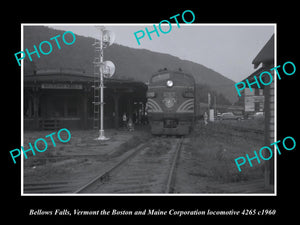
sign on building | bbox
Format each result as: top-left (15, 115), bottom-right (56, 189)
top-left (41, 83), bottom-right (83, 89)
top-left (244, 88), bottom-right (264, 112)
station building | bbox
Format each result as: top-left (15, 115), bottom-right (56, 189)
top-left (238, 34), bottom-right (275, 190)
top-left (24, 66), bottom-right (147, 130)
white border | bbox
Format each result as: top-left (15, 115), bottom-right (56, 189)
top-left (21, 24), bottom-right (24, 195)
top-left (274, 31), bottom-right (277, 196)
top-left (21, 23), bottom-right (277, 196)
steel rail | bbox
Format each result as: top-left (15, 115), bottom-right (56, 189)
top-left (74, 142), bottom-right (148, 193)
top-left (165, 137), bottom-right (184, 193)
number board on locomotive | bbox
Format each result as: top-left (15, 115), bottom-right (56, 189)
top-left (146, 69), bottom-right (196, 135)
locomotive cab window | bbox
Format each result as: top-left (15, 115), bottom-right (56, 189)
top-left (172, 73), bottom-right (194, 86)
top-left (151, 73), bottom-right (170, 83)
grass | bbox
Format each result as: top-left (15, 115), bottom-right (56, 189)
top-left (187, 121), bottom-right (265, 183)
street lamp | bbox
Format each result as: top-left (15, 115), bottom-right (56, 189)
top-left (94, 26), bottom-right (115, 141)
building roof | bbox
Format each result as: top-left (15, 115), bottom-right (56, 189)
top-left (238, 34), bottom-right (275, 86)
top-left (239, 66), bottom-right (266, 88)
top-left (252, 34), bottom-right (274, 69)
top-left (24, 69), bottom-right (147, 91)
top-left (24, 74), bottom-right (94, 83)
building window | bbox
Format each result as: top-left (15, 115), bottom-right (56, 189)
top-left (24, 93), bottom-right (33, 118)
top-left (255, 102), bottom-right (260, 111)
top-left (66, 96), bottom-right (78, 117)
top-left (40, 94), bottom-right (80, 118)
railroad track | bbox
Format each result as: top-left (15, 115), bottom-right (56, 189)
top-left (75, 137), bottom-right (184, 194)
top-left (24, 137), bottom-right (184, 194)
top-left (165, 137), bottom-right (183, 193)
top-left (24, 181), bottom-right (75, 193)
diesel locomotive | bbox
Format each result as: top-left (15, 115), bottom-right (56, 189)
top-left (146, 68), bottom-right (196, 135)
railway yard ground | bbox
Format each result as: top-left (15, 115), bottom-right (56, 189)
top-left (23, 118), bottom-right (271, 194)
top-left (176, 119), bottom-right (267, 193)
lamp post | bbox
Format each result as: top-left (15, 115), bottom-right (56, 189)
top-left (95, 26), bottom-right (115, 141)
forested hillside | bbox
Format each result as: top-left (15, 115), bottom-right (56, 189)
top-left (23, 26), bottom-right (237, 104)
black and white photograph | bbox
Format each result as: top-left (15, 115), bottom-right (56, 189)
top-left (21, 24), bottom-right (276, 195)
top-left (4, 6), bottom-right (298, 224)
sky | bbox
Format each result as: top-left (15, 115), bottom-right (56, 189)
top-left (49, 24), bottom-right (275, 82)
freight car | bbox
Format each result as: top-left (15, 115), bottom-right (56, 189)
top-left (146, 68), bottom-right (196, 135)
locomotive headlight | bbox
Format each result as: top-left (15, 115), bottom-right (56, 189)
top-left (166, 80), bottom-right (173, 87)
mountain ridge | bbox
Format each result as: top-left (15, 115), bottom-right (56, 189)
top-left (23, 26), bottom-right (237, 103)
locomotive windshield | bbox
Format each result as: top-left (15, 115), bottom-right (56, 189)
top-left (173, 73), bottom-right (194, 84)
top-left (151, 73), bottom-right (170, 83)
